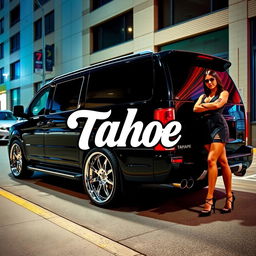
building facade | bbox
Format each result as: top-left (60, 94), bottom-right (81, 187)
top-left (0, 0), bottom-right (255, 145)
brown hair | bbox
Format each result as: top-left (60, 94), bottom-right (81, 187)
top-left (203, 69), bottom-right (224, 96)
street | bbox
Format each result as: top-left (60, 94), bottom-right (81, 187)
top-left (0, 144), bottom-right (256, 256)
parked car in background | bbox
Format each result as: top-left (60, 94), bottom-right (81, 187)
top-left (0, 110), bottom-right (19, 143)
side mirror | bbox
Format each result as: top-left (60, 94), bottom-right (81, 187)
top-left (13, 105), bottom-right (28, 118)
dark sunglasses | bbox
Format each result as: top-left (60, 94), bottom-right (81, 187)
top-left (205, 78), bottom-right (215, 83)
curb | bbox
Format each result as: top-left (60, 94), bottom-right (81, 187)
top-left (0, 188), bottom-right (143, 256)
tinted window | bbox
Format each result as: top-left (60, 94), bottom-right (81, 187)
top-left (0, 112), bottom-right (17, 120)
top-left (50, 77), bottom-right (83, 113)
top-left (85, 57), bottom-right (153, 107)
top-left (30, 87), bottom-right (50, 116)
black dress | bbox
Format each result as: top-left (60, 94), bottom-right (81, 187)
top-left (199, 94), bottom-right (229, 144)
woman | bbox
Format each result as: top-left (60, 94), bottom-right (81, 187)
top-left (193, 69), bottom-right (235, 217)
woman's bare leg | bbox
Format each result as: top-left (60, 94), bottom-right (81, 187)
top-left (218, 147), bottom-right (233, 209)
top-left (203, 142), bottom-right (225, 211)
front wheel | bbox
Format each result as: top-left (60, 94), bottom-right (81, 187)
top-left (83, 149), bottom-right (122, 207)
top-left (9, 140), bottom-right (33, 178)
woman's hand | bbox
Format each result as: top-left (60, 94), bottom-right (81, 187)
top-left (201, 91), bottom-right (229, 110)
top-left (193, 91), bottom-right (229, 113)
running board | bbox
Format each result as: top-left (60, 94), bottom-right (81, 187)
top-left (197, 163), bottom-right (244, 181)
top-left (27, 166), bottom-right (83, 180)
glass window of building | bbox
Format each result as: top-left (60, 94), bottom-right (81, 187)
top-left (10, 88), bottom-right (20, 109)
top-left (10, 32), bottom-right (20, 53)
top-left (0, 67), bottom-right (4, 83)
top-left (0, 43), bottom-right (3, 59)
top-left (251, 17), bottom-right (256, 122)
top-left (34, 18), bottom-right (42, 40)
top-left (45, 11), bottom-right (54, 35)
top-left (158, 0), bottom-right (228, 29)
top-left (10, 4), bottom-right (20, 27)
top-left (0, 18), bottom-right (4, 34)
top-left (93, 11), bottom-right (133, 52)
top-left (0, 0), bottom-right (4, 10)
top-left (10, 60), bottom-right (20, 80)
top-left (34, 0), bottom-right (50, 10)
top-left (160, 28), bottom-right (228, 59)
top-left (91, 0), bottom-right (112, 11)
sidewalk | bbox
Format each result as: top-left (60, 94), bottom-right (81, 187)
top-left (0, 189), bottom-right (141, 256)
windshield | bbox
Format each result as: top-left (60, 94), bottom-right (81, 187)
top-left (0, 112), bottom-right (17, 120)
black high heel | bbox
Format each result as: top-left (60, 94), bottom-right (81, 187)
top-left (221, 192), bottom-right (235, 214)
top-left (199, 198), bottom-right (216, 217)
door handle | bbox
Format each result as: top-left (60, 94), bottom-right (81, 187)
top-left (36, 121), bottom-right (45, 127)
top-left (46, 120), bottom-right (55, 127)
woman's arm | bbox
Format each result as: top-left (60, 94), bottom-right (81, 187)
top-left (193, 94), bottom-right (208, 113)
top-left (201, 91), bottom-right (229, 110)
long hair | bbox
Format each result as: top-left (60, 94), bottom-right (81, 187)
top-left (203, 69), bottom-right (224, 96)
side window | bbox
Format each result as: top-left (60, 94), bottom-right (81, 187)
top-left (85, 57), bottom-right (154, 107)
top-left (30, 87), bottom-right (50, 116)
top-left (50, 77), bottom-right (83, 113)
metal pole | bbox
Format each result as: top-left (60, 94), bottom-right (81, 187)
top-left (35, 0), bottom-right (45, 87)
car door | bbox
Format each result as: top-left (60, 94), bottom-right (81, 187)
top-left (22, 86), bottom-right (51, 163)
top-left (43, 76), bottom-right (85, 170)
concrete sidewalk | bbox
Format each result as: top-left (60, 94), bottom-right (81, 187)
top-left (0, 189), bottom-right (141, 256)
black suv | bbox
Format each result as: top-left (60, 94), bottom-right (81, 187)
top-left (9, 50), bottom-right (253, 207)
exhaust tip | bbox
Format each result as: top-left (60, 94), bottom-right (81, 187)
top-left (187, 178), bottom-right (194, 189)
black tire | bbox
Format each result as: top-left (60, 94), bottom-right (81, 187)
top-left (9, 140), bottom-right (34, 179)
top-left (83, 148), bottom-right (122, 207)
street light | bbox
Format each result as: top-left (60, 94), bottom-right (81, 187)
top-left (35, 0), bottom-right (45, 87)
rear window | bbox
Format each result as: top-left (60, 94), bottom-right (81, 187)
top-left (85, 56), bottom-right (154, 107)
top-left (166, 55), bottom-right (242, 104)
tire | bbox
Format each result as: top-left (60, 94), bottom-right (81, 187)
top-left (9, 140), bottom-right (34, 179)
top-left (83, 148), bottom-right (122, 207)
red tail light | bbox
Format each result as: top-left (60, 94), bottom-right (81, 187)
top-left (154, 108), bottom-right (176, 151)
top-left (197, 55), bottom-right (213, 61)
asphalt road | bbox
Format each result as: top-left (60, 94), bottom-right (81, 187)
top-left (0, 145), bottom-right (255, 256)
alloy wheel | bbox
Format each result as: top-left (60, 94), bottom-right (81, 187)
top-left (84, 152), bottom-right (115, 205)
top-left (10, 143), bottom-right (23, 177)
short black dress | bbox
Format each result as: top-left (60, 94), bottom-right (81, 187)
top-left (199, 94), bottom-right (229, 145)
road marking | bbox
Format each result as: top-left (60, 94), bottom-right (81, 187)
top-left (0, 188), bottom-right (143, 256)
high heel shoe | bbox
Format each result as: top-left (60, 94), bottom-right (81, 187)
top-left (199, 198), bottom-right (216, 217)
top-left (221, 192), bottom-right (235, 214)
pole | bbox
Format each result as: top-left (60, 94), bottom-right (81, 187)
top-left (35, 0), bottom-right (45, 87)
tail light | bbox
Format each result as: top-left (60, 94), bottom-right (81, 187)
top-left (154, 108), bottom-right (176, 151)
top-left (245, 113), bottom-right (249, 145)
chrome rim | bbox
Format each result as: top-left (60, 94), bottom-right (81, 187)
top-left (84, 152), bottom-right (114, 204)
top-left (10, 143), bottom-right (23, 176)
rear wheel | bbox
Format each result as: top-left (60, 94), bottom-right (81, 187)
top-left (9, 140), bottom-right (34, 178)
top-left (83, 148), bottom-right (122, 207)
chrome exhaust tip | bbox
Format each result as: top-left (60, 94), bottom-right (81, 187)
top-left (187, 178), bottom-right (194, 189)
top-left (171, 179), bottom-right (188, 189)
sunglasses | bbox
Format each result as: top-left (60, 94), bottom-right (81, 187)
top-left (205, 78), bottom-right (215, 83)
